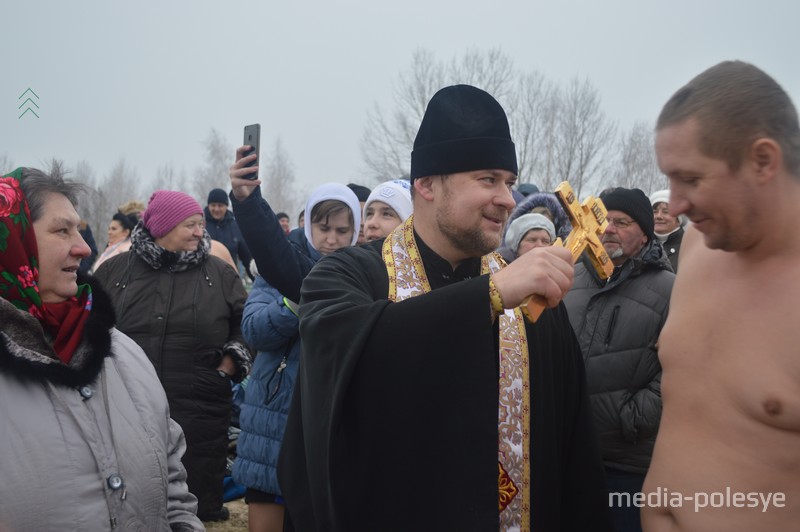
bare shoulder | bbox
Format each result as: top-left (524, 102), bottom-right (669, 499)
top-left (209, 240), bottom-right (237, 271)
top-left (671, 226), bottom-right (723, 287)
top-left (676, 225), bottom-right (712, 267)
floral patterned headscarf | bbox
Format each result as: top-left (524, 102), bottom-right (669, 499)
top-left (0, 168), bottom-right (41, 310)
top-left (0, 168), bottom-right (92, 363)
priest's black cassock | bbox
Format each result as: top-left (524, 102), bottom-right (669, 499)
top-left (278, 235), bottom-right (612, 531)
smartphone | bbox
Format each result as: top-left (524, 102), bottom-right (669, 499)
top-left (243, 123), bottom-right (261, 179)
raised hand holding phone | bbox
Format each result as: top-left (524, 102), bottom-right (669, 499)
top-left (229, 124), bottom-right (262, 201)
top-left (242, 124), bottom-right (261, 179)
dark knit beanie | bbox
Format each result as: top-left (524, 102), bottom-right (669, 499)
top-left (600, 187), bottom-right (655, 240)
top-left (518, 183), bottom-right (540, 197)
top-left (346, 183), bottom-right (371, 202)
top-left (410, 85), bottom-right (517, 181)
top-left (207, 188), bottom-right (229, 206)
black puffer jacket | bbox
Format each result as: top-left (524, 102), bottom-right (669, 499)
top-left (657, 226), bottom-right (684, 273)
top-left (204, 207), bottom-right (253, 272)
top-left (563, 239), bottom-right (675, 474)
top-left (93, 226), bottom-right (252, 517)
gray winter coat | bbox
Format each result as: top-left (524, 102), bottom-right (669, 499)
top-left (0, 277), bottom-right (203, 531)
top-left (563, 239), bottom-right (675, 474)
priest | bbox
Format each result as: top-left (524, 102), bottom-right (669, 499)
top-left (278, 84), bottom-right (612, 532)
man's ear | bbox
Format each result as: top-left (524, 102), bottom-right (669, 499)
top-left (413, 176), bottom-right (436, 202)
top-left (749, 138), bottom-right (782, 184)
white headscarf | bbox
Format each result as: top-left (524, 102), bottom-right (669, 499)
top-left (304, 183), bottom-right (362, 249)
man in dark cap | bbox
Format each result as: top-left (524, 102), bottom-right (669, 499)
top-left (346, 183), bottom-right (371, 244)
top-left (563, 187), bottom-right (675, 532)
top-left (277, 85), bottom-right (611, 531)
top-left (204, 187), bottom-right (253, 279)
top-left (517, 182), bottom-right (540, 197)
top-left (275, 211), bottom-right (291, 235)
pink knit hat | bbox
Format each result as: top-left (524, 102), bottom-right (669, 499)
top-left (142, 190), bottom-right (204, 238)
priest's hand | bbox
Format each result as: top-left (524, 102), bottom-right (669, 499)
top-left (229, 145), bottom-right (262, 201)
top-left (491, 246), bottom-right (574, 308)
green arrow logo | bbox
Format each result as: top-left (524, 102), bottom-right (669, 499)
top-left (18, 88), bottom-right (40, 119)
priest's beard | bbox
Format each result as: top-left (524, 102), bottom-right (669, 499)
top-left (435, 192), bottom-right (501, 258)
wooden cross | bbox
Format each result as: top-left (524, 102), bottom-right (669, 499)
top-left (521, 181), bottom-right (614, 322)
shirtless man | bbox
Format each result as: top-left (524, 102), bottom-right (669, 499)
top-left (643, 61), bottom-right (800, 531)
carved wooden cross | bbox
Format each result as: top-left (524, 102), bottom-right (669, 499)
top-left (521, 181), bottom-right (614, 322)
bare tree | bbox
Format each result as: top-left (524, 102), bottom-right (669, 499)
top-left (361, 48), bottom-right (518, 184)
top-left (105, 158), bottom-right (143, 208)
top-left (75, 158), bottom-right (142, 249)
top-left (361, 49), bottom-right (444, 183)
top-left (72, 159), bottom-right (98, 218)
top-left (360, 50), bottom-right (617, 197)
top-left (506, 71), bottom-right (557, 186)
top-left (447, 48), bottom-right (515, 101)
top-left (0, 154), bottom-right (14, 174)
top-left (548, 78), bottom-right (617, 197)
top-left (152, 163), bottom-right (188, 193)
top-left (262, 138), bottom-right (301, 216)
top-left (194, 128), bottom-right (233, 201)
top-left (58, 159), bottom-right (106, 250)
top-left (607, 121), bottom-right (666, 193)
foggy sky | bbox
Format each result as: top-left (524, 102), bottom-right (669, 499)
top-left (2, 0), bottom-right (798, 201)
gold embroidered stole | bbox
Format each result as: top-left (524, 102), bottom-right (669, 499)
top-left (383, 217), bottom-right (531, 531)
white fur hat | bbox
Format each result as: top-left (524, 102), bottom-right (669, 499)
top-left (649, 189), bottom-right (670, 207)
top-left (649, 188), bottom-right (688, 228)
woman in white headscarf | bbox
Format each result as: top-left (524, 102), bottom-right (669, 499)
top-left (362, 179), bottom-right (413, 242)
top-left (233, 182), bottom-right (361, 532)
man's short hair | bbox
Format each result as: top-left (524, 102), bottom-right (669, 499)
top-left (19, 167), bottom-right (86, 222)
top-left (276, 212), bottom-right (289, 220)
top-left (657, 61), bottom-right (800, 175)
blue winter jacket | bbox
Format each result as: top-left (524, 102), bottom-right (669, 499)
top-left (233, 275), bottom-right (301, 496)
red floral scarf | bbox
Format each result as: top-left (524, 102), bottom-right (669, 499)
top-left (0, 168), bottom-right (92, 363)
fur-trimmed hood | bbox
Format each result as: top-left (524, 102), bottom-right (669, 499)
top-left (0, 274), bottom-right (116, 387)
top-left (508, 192), bottom-right (572, 240)
top-left (498, 192), bottom-right (573, 262)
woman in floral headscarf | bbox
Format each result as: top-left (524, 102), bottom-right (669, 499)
top-left (0, 167), bottom-right (203, 531)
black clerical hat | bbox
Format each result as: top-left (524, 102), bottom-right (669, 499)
top-left (410, 85), bottom-right (518, 182)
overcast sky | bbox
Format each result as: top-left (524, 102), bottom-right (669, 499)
top-left (2, 0), bottom-right (798, 204)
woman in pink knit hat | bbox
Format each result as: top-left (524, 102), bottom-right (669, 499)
top-left (93, 190), bottom-right (254, 523)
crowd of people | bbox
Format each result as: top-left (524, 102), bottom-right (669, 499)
top-left (1, 59), bottom-right (797, 532)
